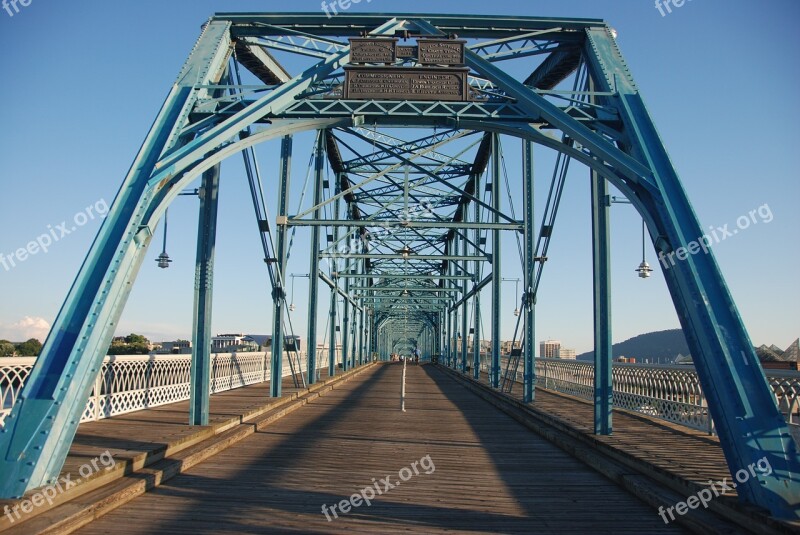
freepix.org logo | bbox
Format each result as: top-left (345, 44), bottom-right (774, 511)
top-left (2, 0), bottom-right (32, 18)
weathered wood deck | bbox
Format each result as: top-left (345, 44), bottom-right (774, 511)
top-left (70, 364), bottom-right (684, 534)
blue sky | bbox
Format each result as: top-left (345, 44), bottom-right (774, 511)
top-left (0, 1), bottom-right (797, 354)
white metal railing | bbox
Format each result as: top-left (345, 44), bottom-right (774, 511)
top-left (1, 351), bottom-right (331, 427)
top-left (474, 356), bottom-right (800, 434)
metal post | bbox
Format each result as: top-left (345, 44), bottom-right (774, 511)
top-left (270, 135), bottom-right (292, 398)
top-left (473, 190), bottom-right (481, 381)
top-left (189, 163), bottom-right (221, 425)
top-left (490, 133), bottom-right (502, 389)
top-left (449, 302), bottom-right (455, 368)
top-left (523, 140), bottom-right (536, 403)
top-left (342, 246), bottom-right (351, 372)
top-left (400, 357), bottom-right (407, 412)
top-left (460, 231), bottom-right (468, 373)
top-left (358, 306), bottom-right (365, 366)
top-left (591, 167), bottom-right (613, 435)
top-left (329, 185), bottom-right (341, 377)
top-left (306, 131), bottom-right (324, 384)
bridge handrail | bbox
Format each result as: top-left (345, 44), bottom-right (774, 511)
top-left (0, 351), bottom-right (326, 426)
top-left (477, 356), bottom-right (800, 433)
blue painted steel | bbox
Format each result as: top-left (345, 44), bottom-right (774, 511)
top-left (358, 307), bottom-right (365, 365)
top-left (591, 169), bottom-right (612, 435)
top-left (341, 240), bottom-right (351, 373)
top-left (0, 20), bottom-right (234, 498)
top-left (473, 190), bottom-right (481, 381)
top-left (306, 132), bottom-right (325, 384)
top-left (490, 133), bottom-right (502, 389)
top-left (329, 181), bottom-right (341, 377)
top-left (523, 141), bottom-right (535, 403)
top-left (460, 234), bottom-right (468, 373)
top-left (583, 27), bottom-right (800, 516)
top-left (190, 164), bottom-right (221, 425)
top-left (271, 136), bottom-right (293, 398)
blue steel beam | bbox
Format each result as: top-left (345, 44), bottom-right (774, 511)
top-left (0, 20), bottom-right (234, 498)
top-left (306, 131), bottom-right (325, 385)
top-left (460, 233), bottom-right (469, 374)
top-left (473, 195), bottom-right (482, 381)
top-left (591, 169), bottom-right (612, 435)
top-left (522, 141), bottom-right (535, 404)
top-left (190, 164), bottom-right (221, 426)
top-left (490, 133), bottom-right (502, 389)
top-left (341, 242), bottom-right (351, 373)
top-left (582, 26), bottom-right (800, 518)
top-left (271, 135), bottom-right (293, 398)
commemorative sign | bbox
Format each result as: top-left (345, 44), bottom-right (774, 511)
top-left (343, 37), bottom-right (471, 102)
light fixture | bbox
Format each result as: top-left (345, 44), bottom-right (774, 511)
top-left (156, 209), bottom-right (172, 269)
top-left (289, 273), bottom-right (310, 313)
top-left (636, 219), bottom-right (653, 279)
top-left (502, 277), bottom-right (521, 316)
top-left (398, 245), bottom-right (412, 259)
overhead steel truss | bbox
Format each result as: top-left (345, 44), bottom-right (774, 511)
top-left (1, 12), bottom-right (797, 519)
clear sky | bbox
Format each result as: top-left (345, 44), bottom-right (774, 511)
top-left (0, 0), bottom-right (798, 354)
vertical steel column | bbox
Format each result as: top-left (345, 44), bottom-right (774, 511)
top-left (358, 306), bottom-right (365, 366)
top-left (270, 135), bottom-right (292, 398)
top-left (445, 307), bottom-right (450, 366)
top-left (329, 279), bottom-right (338, 376)
top-left (341, 247), bottom-right (351, 372)
top-left (490, 133), bottom-right (502, 389)
top-left (473, 192), bottom-right (481, 380)
top-left (460, 233), bottom-right (468, 373)
top-left (329, 184), bottom-right (341, 377)
top-left (306, 132), bottom-right (324, 384)
top-left (189, 164), bottom-right (221, 425)
top-left (523, 140), bottom-right (536, 403)
top-left (349, 305), bottom-right (357, 368)
top-left (591, 168), bottom-right (613, 434)
top-left (449, 301), bottom-right (456, 367)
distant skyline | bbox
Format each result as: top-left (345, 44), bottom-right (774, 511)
top-left (1, 1), bottom-right (798, 354)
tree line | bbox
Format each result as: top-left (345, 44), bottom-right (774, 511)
top-left (0, 338), bottom-right (43, 357)
top-left (0, 334), bottom-right (153, 357)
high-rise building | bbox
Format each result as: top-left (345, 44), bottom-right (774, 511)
top-left (540, 340), bottom-right (561, 358)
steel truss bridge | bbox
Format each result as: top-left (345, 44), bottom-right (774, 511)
top-left (1, 12), bottom-right (798, 522)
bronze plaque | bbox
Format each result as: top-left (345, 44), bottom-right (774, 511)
top-left (349, 38), bottom-right (398, 64)
top-left (344, 66), bottom-right (470, 101)
top-left (417, 39), bottom-right (466, 66)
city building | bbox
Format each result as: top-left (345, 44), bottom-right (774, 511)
top-left (539, 340), bottom-right (561, 358)
top-left (557, 348), bottom-right (576, 360)
top-left (157, 340), bottom-right (192, 354)
top-left (500, 340), bottom-right (522, 354)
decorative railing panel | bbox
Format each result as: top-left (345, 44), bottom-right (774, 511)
top-left (479, 357), bottom-right (800, 434)
top-left (1, 352), bottom-right (327, 426)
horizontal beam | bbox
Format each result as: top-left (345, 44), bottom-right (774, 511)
top-left (338, 273), bottom-right (473, 280)
top-left (287, 218), bottom-right (523, 231)
top-left (321, 254), bottom-right (489, 261)
top-left (220, 13), bottom-right (607, 37)
top-left (356, 287), bottom-right (461, 293)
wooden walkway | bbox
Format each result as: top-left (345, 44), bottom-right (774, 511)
top-left (71, 364), bottom-right (683, 534)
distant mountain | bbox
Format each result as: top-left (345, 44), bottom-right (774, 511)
top-left (576, 329), bottom-right (689, 364)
